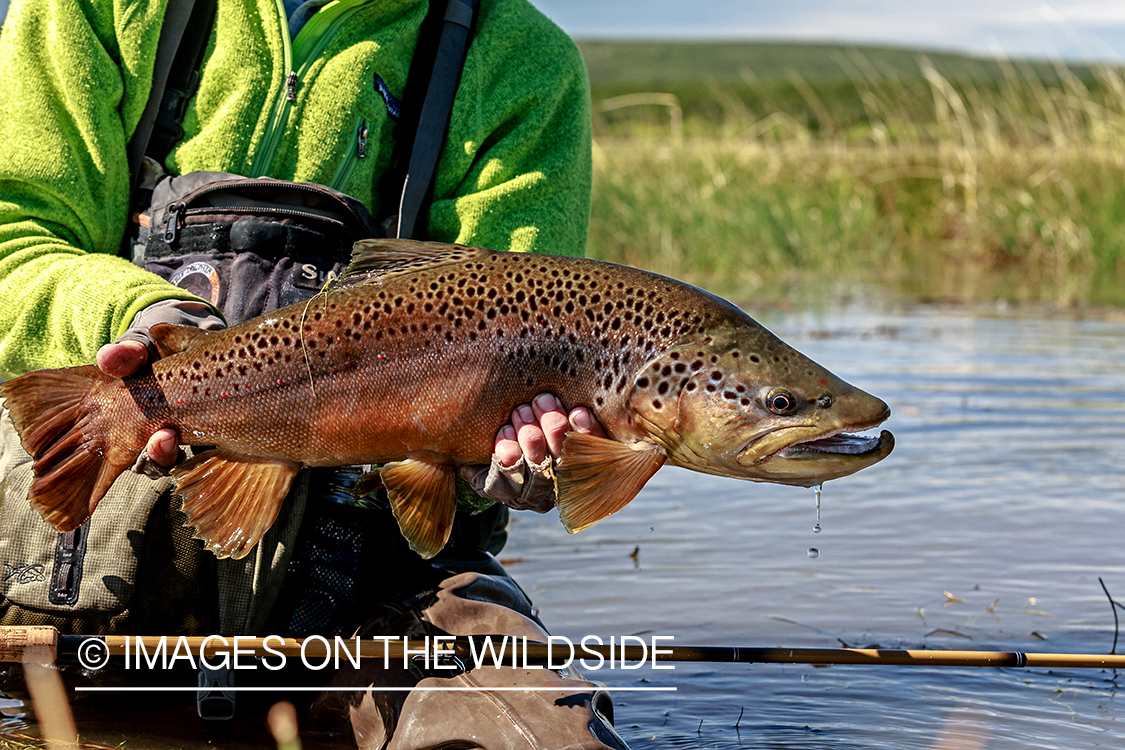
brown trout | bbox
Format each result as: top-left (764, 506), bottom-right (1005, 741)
top-left (0, 240), bottom-right (893, 560)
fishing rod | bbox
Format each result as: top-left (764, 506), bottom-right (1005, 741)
top-left (2, 626), bottom-right (1123, 671)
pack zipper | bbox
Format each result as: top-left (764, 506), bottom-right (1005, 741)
top-left (159, 181), bottom-right (373, 244)
top-left (181, 205), bottom-right (350, 227)
top-left (164, 202), bottom-right (185, 243)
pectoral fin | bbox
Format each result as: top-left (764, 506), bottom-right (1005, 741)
top-left (556, 433), bottom-right (666, 533)
top-left (380, 458), bottom-right (457, 559)
top-left (173, 449), bottom-right (300, 560)
top-left (353, 468), bottom-right (384, 498)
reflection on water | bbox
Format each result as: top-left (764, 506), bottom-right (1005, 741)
top-left (504, 303), bottom-right (1125, 749)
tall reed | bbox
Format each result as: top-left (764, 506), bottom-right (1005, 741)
top-left (587, 52), bottom-right (1125, 306)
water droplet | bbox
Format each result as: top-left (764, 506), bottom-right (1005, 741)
top-left (813, 523), bottom-right (822, 533)
top-left (807, 547), bottom-right (819, 559)
top-left (812, 483), bottom-right (822, 533)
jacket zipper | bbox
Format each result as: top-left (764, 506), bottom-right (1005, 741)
top-left (248, 0), bottom-right (371, 178)
top-left (329, 117), bottom-right (368, 191)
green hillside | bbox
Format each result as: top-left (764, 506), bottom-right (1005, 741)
top-left (577, 40), bottom-right (1113, 138)
top-left (578, 40), bottom-right (1099, 87)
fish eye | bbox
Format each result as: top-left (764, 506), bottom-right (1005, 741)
top-left (766, 389), bottom-right (797, 415)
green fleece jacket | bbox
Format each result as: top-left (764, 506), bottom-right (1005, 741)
top-left (0, 0), bottom-right (591, 378)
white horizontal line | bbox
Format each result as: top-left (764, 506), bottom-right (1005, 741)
top-left (75, 686), bottom-right (677, 693)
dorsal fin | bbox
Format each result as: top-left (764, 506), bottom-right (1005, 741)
top-left (334, 239), bottom-right (494, 289)
top-left (149, 323), bottom-right (216, 358)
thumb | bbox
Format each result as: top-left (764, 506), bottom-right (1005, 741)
top-left (96, 340), bottom-right (150, 378)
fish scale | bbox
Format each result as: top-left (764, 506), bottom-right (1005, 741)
top-left (147, 250), bottom-right (726, 465)
top-left (0, 239), bottom-right (893, 561)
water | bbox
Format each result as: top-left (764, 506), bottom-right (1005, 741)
top-left (500, 304), bottom-right (1125, 749)
top-left (813, 484), bottom-right (822, 534)
top-left (6, 304), bottom-right (1125, 748)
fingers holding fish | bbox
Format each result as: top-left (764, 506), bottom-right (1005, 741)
top-left (567, 406), bottom-right (606, 440)
top-left (97, 341), bottom-right (182, 471)
top-left (531, 393), bottom-right (570, 457)
top-left (95, 340), bottom-right (149, 378)
top-left (458, 453), bottom-right (556, 513)
top-left (495, 395), bottom-right (606, 468)
top-left (474, 394), bottom-right (602, 513)
top-left (96, 341), bottom-right (183, 471)
top-left (141, 429), bottom-right (182, 472)
top-left (512, 402), bottom-right (549, 466)
top-left (494, 425), bottom-right (523, 468)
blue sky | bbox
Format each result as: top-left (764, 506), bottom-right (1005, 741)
top-left (534, 0), bottom-right (1125, 61)
top-left (3, 0), bottom-right (1124, 61)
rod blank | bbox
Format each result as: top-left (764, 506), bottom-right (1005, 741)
top-left (5, 627), bottom-right (1123, 671)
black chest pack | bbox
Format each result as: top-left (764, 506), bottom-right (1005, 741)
top-left (127, 0), bottom-right (479, 326)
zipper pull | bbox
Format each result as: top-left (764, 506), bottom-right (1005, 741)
top-left (357, 122), bottom-right (368, 159)
top-left (286, 71), bottom-right (299, 103)
top-left (164, 202), bottom-right (184, 244)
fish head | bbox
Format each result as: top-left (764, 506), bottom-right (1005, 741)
top-left (626, 324), bottom-right (893, 487)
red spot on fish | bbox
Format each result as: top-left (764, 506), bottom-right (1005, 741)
top-left (275, 379), bottom-right (283, 385)
top-left (220, 392), bottom-right (228, 398)
top-left (818, 378), bottom-right (828, 386)
top-left (378, 354), bottom-right (386, 360)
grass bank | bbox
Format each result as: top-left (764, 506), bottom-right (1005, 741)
top-left (581, 42), bottom-right (1125, 307)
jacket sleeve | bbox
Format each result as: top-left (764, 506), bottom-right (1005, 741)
top-left (425, 0), bottom-right (592, 258)
top-left (0, 0), bottom-right (208, 378)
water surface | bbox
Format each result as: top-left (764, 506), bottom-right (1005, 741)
top-left (502, 303), bottom-right (1125, 749)
top-left (5, 304), bottom-right (1125, 748)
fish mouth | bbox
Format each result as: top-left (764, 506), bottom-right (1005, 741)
top-left (777, 429), bottom-right (892, 459)
top-left (744, 427), bottom-right (894, 486)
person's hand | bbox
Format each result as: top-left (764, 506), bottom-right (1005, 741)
top-left (96, 340), bottom-right (180, 468)
top-left (493, 393), bottom-right (605, 469)
top-left (460, 393), bottom-right (606, 512)
top-left (97, 299), bottom-right (225, 474)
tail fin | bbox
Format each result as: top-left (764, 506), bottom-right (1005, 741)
top-left (0, 366), bottom-right (128, 532)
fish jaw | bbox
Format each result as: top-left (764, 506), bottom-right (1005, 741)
top-left (737, 427), bottom-right (895, 486)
